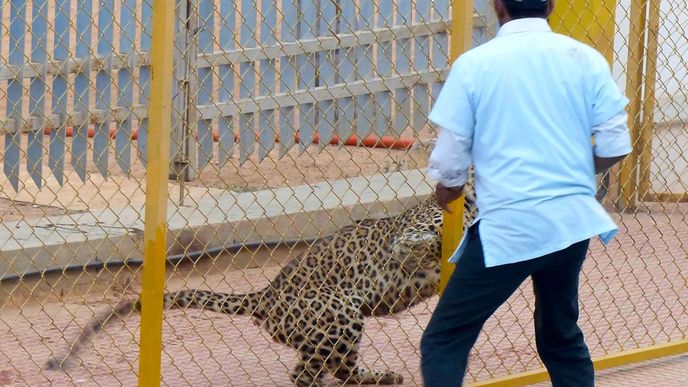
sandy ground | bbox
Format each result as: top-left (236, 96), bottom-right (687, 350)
top-left (0, 130), bottom-right (435, 215)
top-left (0, 202), bottom-right (686, 386)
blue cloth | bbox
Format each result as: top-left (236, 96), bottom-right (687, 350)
top-left (427, 18), bottom-right (631, 267)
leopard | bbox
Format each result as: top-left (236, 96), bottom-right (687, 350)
top-left (45, 180), bottom-right (478, 386)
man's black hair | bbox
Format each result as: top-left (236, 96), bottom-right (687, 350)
top-left (503, 0), bottom-right (549, 19)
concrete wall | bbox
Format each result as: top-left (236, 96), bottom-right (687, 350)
top-left (612, 0), bottom-right (688, 194)
top-left (612, 0), bottom-right (688, 125)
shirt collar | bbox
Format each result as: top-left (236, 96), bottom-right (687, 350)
top-left (496, 18), bottom-right (552, 37)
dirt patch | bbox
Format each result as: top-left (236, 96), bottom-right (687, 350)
top-left (0, 197), bottom-right (81, 222)
top-left (0, 128), bottom-right (436, 211)
top-left (190, 136), bottom-right (434, 191)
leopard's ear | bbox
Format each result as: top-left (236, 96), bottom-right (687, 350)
top-left (391, 231), bottom-right (438, 259)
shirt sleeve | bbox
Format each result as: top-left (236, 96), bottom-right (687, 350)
top-left (590, 51), bottom-right (630, 126)
top-left (427, 56), bottom-right (476, 138)
top-left (427, 127), bottom-right (472, 188)
top-left (592, 109), bottom-right (633, 158)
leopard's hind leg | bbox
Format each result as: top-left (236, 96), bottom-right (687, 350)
top-left (292, 289), bottom-right (403, 385)
top-left (290, 317), bottom-right (403, 386)
top-left (290, 347), bottom-right (329, 387)
top-left (326, 315), bottom-right (403, 385)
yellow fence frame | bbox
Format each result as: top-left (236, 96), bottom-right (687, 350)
top-left (438, 0), bottom-right (473, 295)
top-left (469, 340), bottom-right (688, 386)
top-left (619, 0), bottom-right (647, 211)
top-left (637, 0), bottom-right (663, 202)
top-left (138, 0), bottom-right (175, 386)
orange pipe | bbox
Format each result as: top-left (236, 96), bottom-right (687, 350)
top-left (43, 126), bottom-right (139, 140)
top-left (43, 127), bottom-right (414, 150)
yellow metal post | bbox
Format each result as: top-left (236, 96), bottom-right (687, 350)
top-left (138, 0), bottom-right (175, 386)
top-left (620, 0), bottom-right (649, 211)
top-left (438, 0), bottom-right (474, 295)
top-left (468, 339), bottom-right (688, 386)
top-left (638, 0), bottom-right (660, 200)
top-left (549, 0), bottom-right (617, 63)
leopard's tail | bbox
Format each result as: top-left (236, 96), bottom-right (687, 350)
top-left (44, 289), bottom-right (263, 371)
top-left (44, 298), bottom-right (138, 371)
top-left (162, 288), bottom-right (263, 315)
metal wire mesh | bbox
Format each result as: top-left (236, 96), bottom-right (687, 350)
top-left (0, 0), bottom-right (685, 386)
top-left (0, 0), bottom-right (151, 384)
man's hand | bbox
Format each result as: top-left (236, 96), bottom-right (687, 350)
top-left (595, 154), bottom-right (627, 175)
top-left (435, 182), bottom-right (464, 213)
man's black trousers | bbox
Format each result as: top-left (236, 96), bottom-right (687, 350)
top-left (420, 222), bottom-right (595, 387)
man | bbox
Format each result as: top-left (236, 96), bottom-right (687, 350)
top-left (420, 0), bottom-right (632, 386)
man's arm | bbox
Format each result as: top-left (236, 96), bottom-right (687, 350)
top-left (427, 128), bottom-right (472, 212)
top-left (595, 155), bottom-right (626, 175)
top-left (425, 55), bottom-right (475, 212)
top-left (588, 49), bottom-right (632, 175)
top-left (592, 109), bottom-right (632, 175)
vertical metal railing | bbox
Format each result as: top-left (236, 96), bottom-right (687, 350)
top-left (138, 0), bottom-right (175, 385)
top-left (438, 0), bottom-right (474, 295)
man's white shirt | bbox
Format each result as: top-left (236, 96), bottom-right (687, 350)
top-left (427, 18), bottom-right (632, 267)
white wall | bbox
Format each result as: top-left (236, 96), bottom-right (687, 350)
top-left (612, 0), bottom-right (687, 194)
top-left (612, 0), bottom-right (688, 125)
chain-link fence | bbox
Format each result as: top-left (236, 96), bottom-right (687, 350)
top-left (0, 0), bottom-right (685, 386)
top-left (0, 0), bottom-right (151, 385)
